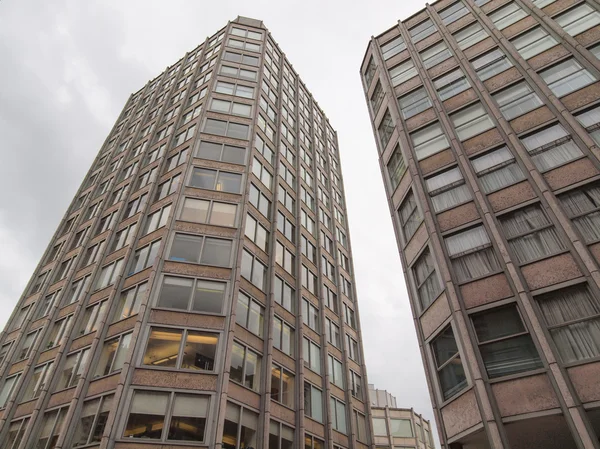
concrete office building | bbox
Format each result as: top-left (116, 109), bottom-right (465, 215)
top-left (369, 385), bottom-right (435, 449)
top-left (361, 0), bottom-right (600, 448)
top-left (0, 16), bottom-right (374, 449)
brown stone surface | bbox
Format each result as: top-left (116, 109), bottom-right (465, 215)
top-left (227, 380), bottom-right (260, 409)
top-left (377, 27), bottom-right (400, 44)
top-left (502, 16), bottom-right (537, 39)
top-left (162, 260), bottom-right (232, 280)
top-left (173, 221), bottom-right (237, 238)
top-left (12, 400), bottom-right (36, 418)
top-left (443, 89), bottom-right (478, 113)
top-left (419, 148), bottom-right (455, 175)
top-left (589, 242), bottom-right (600, 267)
top-left (8, 359), bottom-right (28, 375)
top-left (115, 443), bottom-right (206, 449)
top-left (395, 75), bottom-right (422, 97)
top-left (544, 158), bottom-right (598, 191)
top-left (484, 67), bottom-right (522, 94)
top-left (47, 388), bottom-right (75, 408)
top-left (332, 431), bottom-right (350, 447)
top-left (132, 369), bottom-right (218, 391)
top-left (481, 0), bottom-right (510, 13)
top-left (122, 271), bottom-right (151, 289)
top-left (441, 389), bottom-right (481, 438)
top-left (510, 106), bottom-right (554, 134)
top-left (447, 14), bottom-right (475, 34)
top-left (562, 82), bottom-right (600, 111)
top-left (404, 222), bottom-right (428, 265)
top-left (460, 273), bottom-right (513, 309)
top-left (37, 347), bottom-right (60, 364)
top-left (437, 201), bottom-right (479, 232)
top-left (150, 309), bottom-right (226, 330)
top-left (406, 108), bottom-right (436, 132)
top-left (391, 170), bottom-right (412, 209)
top-left (420, 292), bottom-right (450, 339)
top-left (404, 10), bottom-right (429, 29)
top-left (462, 128), bottom-right (504, 156)
top-left (415, 32), bottom-right (442, 52)
top-left (528, 45), bottom-right (569, 71)
top-left (428, 57), bottom-right (458, 79)
top-left (522, 252), bottom-right (581, 291)
top-left (385, 50), bottom-right (411, 71)
top-left (543, 0), bottom-right (578, 15)
top-left (464, 37), bottom-right (495, 59)
top-left (567, 361), bottom-right (600, 403)
top-left (270, 402), bottom-right (295, 425)
top-left (492, 374), bottom-right (559, 417)
top-left (575, 24), bottom-right (600, 47)
top-left (106, 315), bottom-right (137, 338)
top-left (87, 373), bottom-right (120, 396)
top-left (70, 332), bottom-right (95, 352)
top-left (488, 181), bottom-right (536, 212)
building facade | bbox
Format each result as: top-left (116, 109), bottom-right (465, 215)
top-left (0, 16), bottom-right (374, 449)
top-left (361, 0), bottom-right (600, 448)
top-left (368, 384), bottom-right (398, 409)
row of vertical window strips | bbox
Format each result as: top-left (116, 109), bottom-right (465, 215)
top-left (0, 29), bottom-right (233, 445)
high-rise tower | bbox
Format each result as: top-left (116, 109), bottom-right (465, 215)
top-left (0, 16), bottom-right (373, 449)
top-left (362, 0), bottom-right (600, 448)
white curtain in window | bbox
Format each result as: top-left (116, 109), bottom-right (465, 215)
top-left (538, 285), bottom-right (600, 362)
top-left (446, 226), bottom-right (490, 256)
top-left (413, 250), bottom-right (440, 308)
top-left (451, 103), bottom-right (494, 141)
top-left (455, 23), bottom-right (488, 49)
top-left (512, 27), bottom-right (557, 59)
top-left (576, 106), bottom-right (600, 144)
top-left (399, 192), bottom-right (422, 240)
top-left (559, 186), bottom-right (600, 242)
top-left (530, 141), bottom-right (582, 171)
top-left (556, 4), bottom-right (600, 37)
top-left (473, 147), bottom-right (524, 192)
top-left (541, 59), bottom-right (596, 97)
top-left (501, 205), bottom-right (550, 238)
top-left (451, 247), bottom-right (500, 282)
top-left (496, 82), bottom-right (543, 119)
top-left (427, 168), bottom-right (472, 212)
top-left (411, 123), bottom-right (450, 160)
top-left (522, 124), bottom-right (568, 149)
top-left (389, 60), bottom-right (417, 86)
top-left (473, 49), bottom-right (513, 81)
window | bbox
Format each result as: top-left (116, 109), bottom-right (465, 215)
top-left (399, 87), bottom-right (432, 119)
top-left (241, 250), bottom-right (267, 291)
top-left (378, 110), bottom-right (395, 149)
top-left (409, 19), bottom-right (437, 43)
top-left (255, 135), bottom-right (274, 164)
top-left (190, 167), bottom-right (243, 194)
top-left (434, 68), bottom-right (470, 101)
top-left (472, 304), bottom-right (543, 378)
top-left (410, 122), bottom-right (449, 160)
top-left (454, 22), bottom-right (488, 50)
top-left (215, 80), bottom-right (254, 98)
top-left (346, 334), bottom-right (360, 362)
top-left (143, 327), bottom-right (218, 371)
top-left (80, 300), bottom-right (108, 335)
top-left (196, 140), bottom-right (247, 165)
top-left (129, 240), bottom-right (161, 274)
top-left (412, 248), bottom-right (442, 310)
top-left (453, 103), bottom-right (495, 141)
top-left (124, 390), bottom-right (210, 441)
top-left (490, 3), bottom-right (527, 30)
top-left (325, 317), bottom-right (341, 348)
top-left (301, 265), bottom-right (317, 294)
top-left (576, 105), bottom-right (600, 145)
top-left (499, 204), bottom-right (564, 263)
top-left (53, 258), bottom-right (74, 283)
top-left (275, 241), bottom-right (295, 274)
top-left (559, 183), bottom-right (600, 243)
top-left (111, 283), bottom-right (146, 323)
top-left (556, 4), bottom-right (600, 36)
top-left (57, 348), bottom-right (90, 390)
top-left (446, 225), bottom-right (500, 282)
top-left (421, 41), bottom-right (452, 69)
top-left (330, 397), bottom-right (347, 433)
top-left (304, 382), bottom-right (323, 422)
top-left (222, 402), bottom-right (259, 449)
top-left (156, 275), bottom-right (225, 314)
top-left (181, 197), bottom-right (237, 228)
top-left (0, 342), bottom-right (13, 366)
top-left (230, 341), bottom-right (261, 391)
top-left (173, 125), bottom-right (196, 147)
top-left (388, 60), bottom-right (417, 87)
top-left (520, 123), bottom-right (582, 171)
top-left (95, 332), bottom-right (131, 377)
top-left (95, 259), bottom-right (124, 290)
top-left (46, 315), bottom-right (72, 350)
top-left (398, 191), bottom-right (422, 243)
top-left (494, 81), bottom-right (543, 120)
top-left (278, 211), bottom-right (296, 242)
top-left (426, 167), bottom-right (472, 212)
top-left (432, 326), bottom-right (467, 399)
top-left (354, 410), bottom-right (368, 442)
top-left (62, 275), bottom-right (91, 306)
top-left (210, 98), bottom-right (252, 116)
top-left (227, 38), bottom-right (261, 53)
top-left (301, 236), bottom-right (317, 263)
top-left (112, 224), bottom-right (137, 252)
top-left (203, 118), bottom-right (249, 140)
top-left (350, 370), bottom-right (363, 399)
top-left (303, 337), bottom-right (321, 373)
top-left (269, 420), bottom-right (295, 449)
top-left (231, 26), bottom-right (262, 40)
top-left (143, 206), bottom-right (170, 236)
top-left (540, 58), bottom-right (596, 97)
top-left (34, 290), bottom-right (60, 320)
top-left (472, 48), bottom-right (513, 81)
top-left (364, 57), bottom-right (376, 87)
top-left (512, 27), bottom-right (557, 59)
top-left (0, 374), bottom-right (20, 408)
top-left (536, 283), bottom-right (600, 363)
top-left (302, 298), bottom-right (319, 330)
top-left (236, 291), bottom-right (264, 337)
top-left (72, 395), bottom-right (113, 447)
top-left (23, 362), bottom-right (54, 400)
top-left (275, 276), bottom-right (295, 312)
top-left (125, 193), bottom-right (148, 218)
top-left (440, 2), bottom-right (469, 24)
top-left (5, 417), bottom-right (29, 449)
top-left (472, 146), bottom-right (525, 193)
top-left (373, 418), bottom-right (388, 436)
top-left (220, 64), bottom-right (257, 81)
top-left (165, 149), bottom-right (189, 172)
top-left (533, 0), bottom-right (557, 6)
top-left (273, 316), bottom-right (294, 356)
top-left (169, 234), bottom-right (232, 267)
top-left (381, 36), bottom-right (406, 60)
top-left (271, 364), bottom-right (295, 408)
top-left (390, 418), bottom-right (413, 437)
top-left (245, 214), bottom-right (269, 251)
top-left (36, 407), bottom-right (66, 449)
top-left (328, 355), bottom-right (344, 388)
top-left (278, 186), bottom-right (295, 214)
top-left (252, 157), bottom-right (273, 189)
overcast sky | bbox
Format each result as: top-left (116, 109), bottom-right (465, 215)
top-left (0, 0), bottom-right (438, 442)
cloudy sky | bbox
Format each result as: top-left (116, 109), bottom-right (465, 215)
top-left (0, 0), bottom-right (438, 441)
